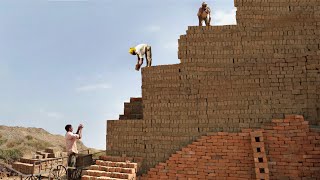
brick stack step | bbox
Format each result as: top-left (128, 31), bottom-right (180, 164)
top-left (119, 97), bottom-right (143, 120)
top-left (12, 162), bottom-right (40, 175)
top-left (82, 156), bottom-right (138, 180)
top-left (36, 151), bottom-right (50, 159)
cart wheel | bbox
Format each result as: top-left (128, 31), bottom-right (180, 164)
top-left (49, 165), bottom-right (67, 180)
top-left (0, 172), bottom-right (7, 179)
top-left (70, 169), bottom-right (82, 180)
top-left (24, 175), bottom-right (38, 180)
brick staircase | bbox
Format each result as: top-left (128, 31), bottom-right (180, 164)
top-left (119, 98), bottom-right (143, 120)
top-left (82, 156), bottom-right (140, 180)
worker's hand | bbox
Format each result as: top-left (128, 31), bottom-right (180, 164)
top-left (135, 64), bottom-right (140, 71)
top-left (78, 124), bottom-right (84, 129)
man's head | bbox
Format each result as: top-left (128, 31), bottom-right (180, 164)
top-left (129, 47), bottom-right (136, 55)
top-left (65, 124), bottom-right (73, 132)
top-left (202, 2), bottom-right (207, 8)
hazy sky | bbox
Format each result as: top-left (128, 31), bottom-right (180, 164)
top-left (0, 0), bottom-right (236, 149)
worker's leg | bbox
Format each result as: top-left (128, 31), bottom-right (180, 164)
top-left (146, 46), bottom-right (152, 67)
top-left (205, 16), bottom-right (211, 26)
top-left (198, 16), bottom-right (202, 26)
top-left (67, 153), bottom-right (77, 179)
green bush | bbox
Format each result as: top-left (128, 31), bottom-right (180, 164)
top-left (25, 135), bottom-right (33, 140)
top-left (6, 141), bottom-right (15, 148)
top-left (0, 138), bottom-right (7, 146)
top-left (6, 139), bottom-right (24, 148)
top-left (25, 139), bottom-right (52, 150)
top-left (0, 149), bottom-right (23, 161)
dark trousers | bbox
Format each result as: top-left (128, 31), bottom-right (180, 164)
top-left (67, 153), bottom-right (77, 179)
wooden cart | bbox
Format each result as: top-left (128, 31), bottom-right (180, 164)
top-left (0, 150), bottom-right (104, 180)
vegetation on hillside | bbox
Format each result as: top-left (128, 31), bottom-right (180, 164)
top-left (0, 149), bottom-right (23, 163)
top-left (0, 126), bottom-right (90, 163)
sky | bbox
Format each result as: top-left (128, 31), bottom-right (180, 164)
top-left (0, 0), bottom-right (236, 149)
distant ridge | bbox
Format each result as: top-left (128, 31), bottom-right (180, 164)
top-left (0, 125), bottom-right (89, 162)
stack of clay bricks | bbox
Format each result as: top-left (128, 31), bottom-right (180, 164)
top-left (107, 0), bottom-right (320, 173)
top-left (119, 98), bottom-right (143, 120)
top-left (141, 131), bottom-right (256, 179)
top-left (235, 0), bottom-right (320, 27)
top-left (45, 148), bottom-right (65, 158)
top-left (12, 162), bottom-right (40, 175)
top-left (12, 148), bottom-right (65, 175)
top-left (35, 151), bottom-right (50, 159)
top-left (140, 115), bottom-right (319, 179)
top-left (82, 156), bottom-right (138, 180)
top-left (264, 115), bottom-right (320, 179)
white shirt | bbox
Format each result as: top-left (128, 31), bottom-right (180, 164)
top-left (135, 44), bottom-right (148, 59)
top-left (65, 132), bottom-right (79, 154)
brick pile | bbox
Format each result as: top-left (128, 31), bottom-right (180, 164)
top-left (12, 162), bottom-right (40, 175)
top-left (264, 115), bottom-right (320, 179)
top-left (106, 0), bottom-right (320, 173)
top-left (141, 115), bottom-right (320, 179)
top-left (82, 156), bottom-right (138, 180)
top-left (119, 98), bottom-right (143, 120)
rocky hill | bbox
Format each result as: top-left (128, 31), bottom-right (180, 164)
top-left (0, 125), bottom-right (89, 163)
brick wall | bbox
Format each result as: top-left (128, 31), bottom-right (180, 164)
top-left (234, 0), bottom-right (320, 26)
top-left (141, 115), bottom-right (320, 179)
top-left (107, 0), bottom-right (320, 173)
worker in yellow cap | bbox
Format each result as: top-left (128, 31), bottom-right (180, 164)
top-left (197, 2), bottom-right (211, 26)
top-left (129, 44), bottom-right (152, 71)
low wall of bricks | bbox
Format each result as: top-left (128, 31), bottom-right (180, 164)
top-left (140, 115), bottom-right (320, 179)
top-left (106, 0), bottom-right (320, 173)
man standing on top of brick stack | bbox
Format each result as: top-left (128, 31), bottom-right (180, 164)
top-left (65, 124), bottom-right (83, 176)
top-left (198, 2), bottom-right (211, 26)
top-left (129, 44), bottom-right (152, 71)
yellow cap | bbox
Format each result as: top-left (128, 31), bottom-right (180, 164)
top-left (129, 47), bottom-right (136, 55)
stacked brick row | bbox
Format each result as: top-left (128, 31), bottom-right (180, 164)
top-left (107, 0), bottom-right (320, 173)
top-left (140, 116), bottom-right (320, 179)
top-left (12, 162), bottom-right (40, 175)
top-left (264, 115), bottom-right (320, 179)
top-left (119, 98), bottom-right (143, 120)
top-left (12, 158), bottom-right (64, 175)
top-left (82, 156), bottom-right (138, 180)
top-left (234, 0), bottom-right (320, 27)
top-left (140, 131), bottom-right (255, 180)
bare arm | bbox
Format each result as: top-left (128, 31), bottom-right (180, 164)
top-left (197, 8), bottom-right (202, 16)
top-left (137, 54), bottom-right (144, 64)
top-left (137, 55), bottom-right (141, 63)
top-left (76, 125), bottom-right (83, 139)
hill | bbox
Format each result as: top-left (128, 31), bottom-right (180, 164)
top-left (0, 125), bottom-right (89, 163)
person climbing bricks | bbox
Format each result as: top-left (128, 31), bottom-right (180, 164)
top-left (197, 2), bottom-right (211, 26)
top-left (129, 44), bottom-right (152, 71)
